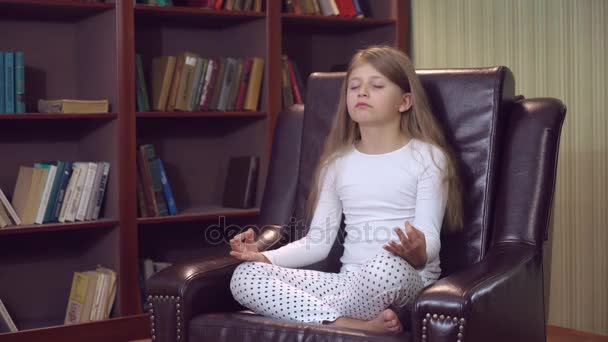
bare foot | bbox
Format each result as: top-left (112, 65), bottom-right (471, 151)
top-left (364, 309), bottom-right (402, 333)
top-left (328, 309), bottom-right (402, 334)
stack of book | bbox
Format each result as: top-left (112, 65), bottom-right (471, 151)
top-left (0, 161), bottom-right (110, 227)
top-left (136, 144), bottom-right (178, 217)
top-left (282, 0), bottom-right (367, 17)
top-left (64, 266), bottom-right (117, 325)
top-left (0, 51), bottom-right (26, 114)
top-left (135, 53), bottom-right (265, 113)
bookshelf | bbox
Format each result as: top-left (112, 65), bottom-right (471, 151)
top-left (0, 0), bottom-right (409, 338)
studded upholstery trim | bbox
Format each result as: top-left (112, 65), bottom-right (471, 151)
top-left (421, 312), bottom-right (466, 342)
top-left (147, 294), bottom-right (183, 341)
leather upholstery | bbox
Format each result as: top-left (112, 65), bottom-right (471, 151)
top-left (146, 68), bottom-right (566, 342)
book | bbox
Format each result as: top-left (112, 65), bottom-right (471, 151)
top-left (0, 299), bottom-right (18, 333)
top-left (222, 156), bottom-right (259, 208)
top-left (14, 51), bottom-right (25, 113)
top-left (0, 52), bottom-right (4, 113)
top-left (151, 56), bottom-right (177, 111)
top-left (243, 57), bottom-right (264, 111)
top-left (0, 187), bottom-right (21, 225)
top-left (157, 159), bottom-right (177, 215)
top-left (4, 52), bottom-right (15, 114)
top-left (64, 272), bottom-right (90, 324)
top-left (90, 162), bottom-right (111, 220)
top-left (38, 99), bottom-right (109, 114)
top-left (33, 163), bottom-right (57, 224)
top-left (135, 54), bottom-right (150, 112)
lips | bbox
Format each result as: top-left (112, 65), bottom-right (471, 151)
top-left (355, 102), bottom-right (371, 108)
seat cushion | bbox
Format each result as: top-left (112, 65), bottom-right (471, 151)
top-left (189, 312), bottom-right (411, 342)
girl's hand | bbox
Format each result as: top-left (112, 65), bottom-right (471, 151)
top-left (383, 221), bottom-right (428, 269)
top-left (229, 228), bottom-right (270, 263)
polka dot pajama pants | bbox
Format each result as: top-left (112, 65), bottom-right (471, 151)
top-left (230, 251), bottom-right (429, 324)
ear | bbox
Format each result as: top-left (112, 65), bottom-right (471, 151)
top-left (399, 93), bottom-right (413, 113)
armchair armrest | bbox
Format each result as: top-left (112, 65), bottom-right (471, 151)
top-left (411, 243), bottom-right (545, 342)
top-left (146, 224), bottom-right (283, 342)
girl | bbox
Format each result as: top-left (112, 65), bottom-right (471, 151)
top-left (229, 45), bottom-right (462, 334)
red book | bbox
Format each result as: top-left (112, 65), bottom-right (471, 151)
top-left (287, 59), bottom-right (303, 104)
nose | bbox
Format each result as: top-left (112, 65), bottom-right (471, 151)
top-left (357, 84), bottom-right (369, 97)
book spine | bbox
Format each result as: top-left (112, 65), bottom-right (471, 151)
top-left (244, 156), bottom-right (259, 208)
top-left (44, 161), bottom-right (65, 223)
top-left (243, 57), bottom-right (264, 111)
top-left (4, 52), bottom-right (15, 114)
top-left (143, 148), bottom-right (169, 216)
top-left (0, 188), bottom-right (21, 225)
top-left (137, 149), bottom-right (158, 216)
top-left (34, 164), bottom-right (57, 224)
top-left (157, 159), bottom-right (178, 215)
top-left (65, 163), bottom-right (87, 222)
top-left (91, 162), bottom-right (111, 220)
top-left (76, 162), bottom-right (98, 221)
top-left (0, 52), bottom-right (4, 113)
top-left (14, 52), bottom-right (25, 113)
top-left (85, 162), bottom-right (104, 221)
top-left (52, 161), bottom-right (73, 222)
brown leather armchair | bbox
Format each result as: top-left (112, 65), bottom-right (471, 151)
top-left (146, 67), bottom-right (566, 342)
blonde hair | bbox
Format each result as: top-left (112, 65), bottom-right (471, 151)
top-left (306, 45), bottom-right (463, 230)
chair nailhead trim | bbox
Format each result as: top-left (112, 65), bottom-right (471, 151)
top-left (422, 312), bottom-right (466, 342)
top-left (147, 294), bottom-right (184, 341)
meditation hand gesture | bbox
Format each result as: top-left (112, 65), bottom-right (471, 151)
top-left (383, 221), bottom-right (428, 269)
top-left (229, 228), bottom-right (270, 263)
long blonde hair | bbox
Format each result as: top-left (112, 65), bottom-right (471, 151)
top-left (306, 45), bottom-right (463, 230)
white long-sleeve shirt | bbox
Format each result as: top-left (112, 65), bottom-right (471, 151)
top-left (262, 139), bottom-right (449, 280)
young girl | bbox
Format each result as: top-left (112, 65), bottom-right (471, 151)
top-left (229, 45), bottom-right (462, 334)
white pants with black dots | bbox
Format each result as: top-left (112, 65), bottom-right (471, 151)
top-left (230, 251), bottom-right (431, 324)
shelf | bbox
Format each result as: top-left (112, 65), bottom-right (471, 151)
top-left (138, 205), bottom-right (259, 225)
top-left (0, 219), bottom-right (118, 236)
top-left (0, 313), bottom-right (150, 342)
top-left (136, 111), bottom-right (267, 119)
top-left (135, 4), bottom-right (264, 27)
top-left (0, 113), bottom-right (117, 120)
top-left (0, 0), bottom-right (114, 22)
top-left (282, 13), bottom-right (394, 31)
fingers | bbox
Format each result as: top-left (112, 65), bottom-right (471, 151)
top-left (230, 250), bottom-right (261, 262)
top-left (244, 228), bottom-right (255, 243)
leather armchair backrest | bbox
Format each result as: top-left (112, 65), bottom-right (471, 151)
top-left (291, 68), bottom-right (515, 277)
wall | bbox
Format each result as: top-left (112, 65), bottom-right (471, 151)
top-left (411, 0), bottom-right (607, 335)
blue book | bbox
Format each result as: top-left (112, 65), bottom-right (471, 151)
top-left (51, 161), bottom-right (73, 222)
top-left (4, 52), bottom-right (14, 114)
top-left (0, 52), bottom-right (4, 113)
top-left (157, 159), bottom-right (178, 215)
top-left (14, 52), bottom-right (25, 113)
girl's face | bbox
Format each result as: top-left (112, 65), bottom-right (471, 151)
top-left (346, 62), bottom-right (411, 128)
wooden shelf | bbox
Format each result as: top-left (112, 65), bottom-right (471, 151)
top-left (0, 219), bottom-right (118, 236)
top-left (0, 0), bottom-right (114, 21)
top-left (0, 113), bottom-right (117, 120)
top-left (282, 13), bottom-right (394, 30)
top-left (0, 313), bottom-right (150, 342)
top-left (138, 205), bottom-right (259, 225)
top-left (135, 4), bottom-right (264, 27)
top-left (136, 111), bottom-right (267, 119)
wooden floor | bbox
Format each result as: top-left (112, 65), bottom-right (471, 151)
top-left (548, 325), bottom-right (608, 342)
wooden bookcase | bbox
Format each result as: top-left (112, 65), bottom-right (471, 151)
top-left (0, 0), bottom-right (409, 339)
